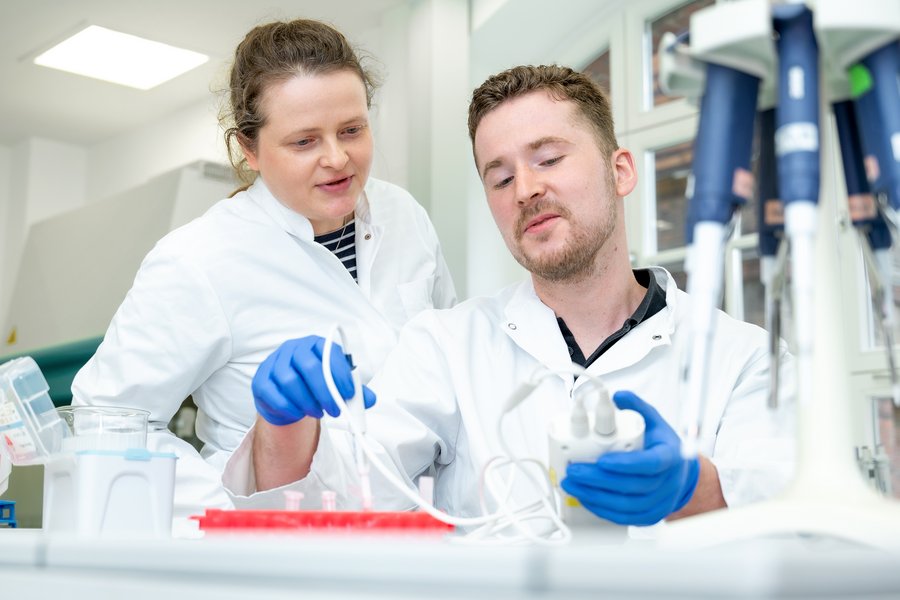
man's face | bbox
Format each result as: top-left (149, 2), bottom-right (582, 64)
top-left (473, 90), bottom-right (633, 282)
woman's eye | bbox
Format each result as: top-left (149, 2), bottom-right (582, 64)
top-left (542, 156), bottom-right (563, 166)
top-left (343, 124), bottom-right (366, 136)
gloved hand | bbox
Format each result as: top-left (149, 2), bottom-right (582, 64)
top-left (252, 336), bottom-right (376, 426)
top-left (561, 390), bottom-right (700, 526)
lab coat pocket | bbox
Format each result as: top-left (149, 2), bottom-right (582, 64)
top-left (397, 276), bottom-right (435, 319)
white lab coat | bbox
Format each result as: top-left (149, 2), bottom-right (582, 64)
top-left (224, 268), bottom-right (795, 518)
top-left (71, 177), bottom-right (456, 519)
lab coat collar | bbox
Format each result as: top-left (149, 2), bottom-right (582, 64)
top-left (354, 181), bottom-right (384, 298)
top-left (245, 176), bottom-right (377, 242)
top-left (587, 267), bottom-right (676, 376)
top-left (501, 267), bottom-right (678, 378)
top-left (245, 177), bottom-right (315, 241)
top-left (502, 280), bottom-right (580, 376)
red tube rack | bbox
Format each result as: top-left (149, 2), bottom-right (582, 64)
top-left (193, 509), bottom-right (455, 534)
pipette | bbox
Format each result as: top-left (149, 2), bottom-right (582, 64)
top-left (321, 328), bottom-right (373, 511)
top-left (346, 356), bottom-right (373, 512)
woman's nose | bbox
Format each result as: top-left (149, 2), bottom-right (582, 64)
top-left (320, 139), bottom-right (349, 170)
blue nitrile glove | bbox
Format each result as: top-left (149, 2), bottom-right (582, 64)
top-left (561, 390), bottom-right (700, 526)
top-left (252, 335), bottom-right (376, 426)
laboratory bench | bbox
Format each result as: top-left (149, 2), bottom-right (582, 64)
top-left (2, 528), bottom-right (899, 599)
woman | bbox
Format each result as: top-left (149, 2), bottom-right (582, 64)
top-left (70, 19), bottom-right (456, 519)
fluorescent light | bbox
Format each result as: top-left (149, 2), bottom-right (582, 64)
top-left (34, 25), bottom-right (208, 90)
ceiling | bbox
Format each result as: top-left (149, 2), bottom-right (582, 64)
top-left (0, 0), bottom-right (407, 146)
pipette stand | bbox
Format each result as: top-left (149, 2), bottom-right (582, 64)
top-left (657, 0), bottom-right (900, 552)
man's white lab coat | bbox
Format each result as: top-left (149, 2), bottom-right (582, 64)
top-left (225, 269), bottom-right (794, 518)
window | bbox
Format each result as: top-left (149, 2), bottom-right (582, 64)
top-left (867, 397), bottom-right (900, 499)
top-left (584, 49), bottom-right (611, 95)
top-left (653, 141), bottom-right (692, 252)
top-left (647, 0), bottom-right (715, 108)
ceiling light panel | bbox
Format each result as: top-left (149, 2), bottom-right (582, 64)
top-left (34, 25), bottom-right (208, 90)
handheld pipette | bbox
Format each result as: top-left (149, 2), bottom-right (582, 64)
top-left (346, 356), bottom-right (373, 512)
top-left (321, 328), bottom-right (374, 511)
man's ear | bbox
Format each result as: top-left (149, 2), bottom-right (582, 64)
top-left (612, 148), bottom-right (637, 197)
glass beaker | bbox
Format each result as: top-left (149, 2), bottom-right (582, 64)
top-left (56, 406), bottom-right (149, 453)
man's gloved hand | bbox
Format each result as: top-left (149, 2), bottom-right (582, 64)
top-left (252, 336), bottom-right (376, 426)
top-left (561, 390), bottom-right (700, 526)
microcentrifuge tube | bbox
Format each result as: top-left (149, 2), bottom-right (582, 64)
top-left (283, 490), bottom-right (304, 511)
top-left (321, 490), bottom-right (337, 511)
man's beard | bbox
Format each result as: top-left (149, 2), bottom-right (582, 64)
top-left (509, 198), bottom-right (616, 283)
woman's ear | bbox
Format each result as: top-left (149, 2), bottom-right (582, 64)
top-left (612, 148), bottom-right (637, 197)
top-left (239, 134), bottom-right (260, 171)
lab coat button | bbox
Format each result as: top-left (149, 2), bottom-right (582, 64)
top-left (507, 322), bottom-right (517, 330)
top-left (652, 334), bottom-right (662, 340)
top-left (364, 233), bottom-right (372, 240)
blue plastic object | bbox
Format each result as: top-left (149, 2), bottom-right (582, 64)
top-left (833, 100), bottom-right (892, 250)
top-left (853, 42), bottom-right (900, 213)
top-left (772, 5), bottom-right (820, 207)
top-left (757, 108), bottom-right (783, 259)
top-left (0, 500), bottom-right (16, 528)
top-left (687, 63), bottom-right (760, 243)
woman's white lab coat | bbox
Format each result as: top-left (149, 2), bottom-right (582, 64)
top-left (225, 268), bottom-right (794, 519)
top-left (71, 177), bottom-right (456, 518)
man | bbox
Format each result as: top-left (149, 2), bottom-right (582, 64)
top-left (224, 65), bottom-right (794, 526)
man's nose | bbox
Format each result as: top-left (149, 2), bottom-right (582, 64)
top-left (514, 168), bottom-right (546, 205)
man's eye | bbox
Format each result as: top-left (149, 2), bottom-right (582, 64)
top-left (296, 138), bottom-right (314, 147)
top-left (494, 176), bottom-right (513, 189)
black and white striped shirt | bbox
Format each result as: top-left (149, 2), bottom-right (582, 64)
top-left (314, 219), bottom-right (358, 282)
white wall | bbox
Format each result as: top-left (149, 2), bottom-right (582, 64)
top-left (86, 99), bottom-right (226, 203)
top-left (374, 0), bottom-right (471, 297)
top-left (1, 138), bottom-right (88, 339)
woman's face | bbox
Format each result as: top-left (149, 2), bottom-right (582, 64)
top-left (243, 70), bottom-right (373, 234)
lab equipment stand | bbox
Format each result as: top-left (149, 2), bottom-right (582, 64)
top-left (658, 0), bottom-right (900, 551)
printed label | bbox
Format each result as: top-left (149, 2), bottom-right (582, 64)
top-left (865, 155), bottom-right (881, 182)
top-left (764, 199), bottom-right (785, 225)
top-left (847, 194), bottom-right (877, 222)
top-left (775, 123), bottom-right (819, 155)
top-left (789, 66), bottom-right (805, 99)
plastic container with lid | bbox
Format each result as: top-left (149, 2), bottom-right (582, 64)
top-left (0, 357), bottom-right (68, 464)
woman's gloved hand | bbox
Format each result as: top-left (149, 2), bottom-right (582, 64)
top-left (561, 390), bottom-right (700, 526)
top-left (252, 336), bottom-right (376, 426)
